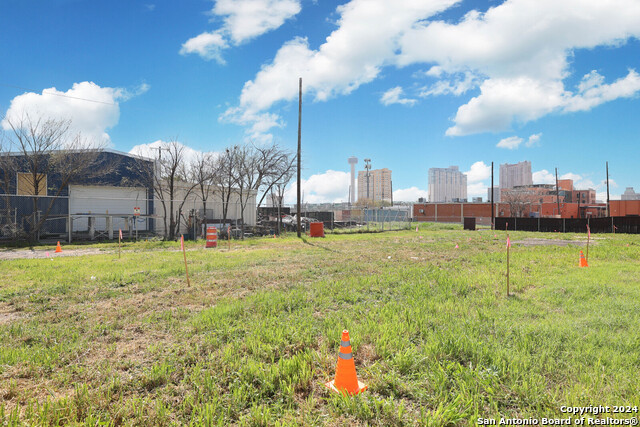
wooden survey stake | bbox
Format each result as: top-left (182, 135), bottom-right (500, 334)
top-left (118, 228), bottom-right (122, 259)
top-left (181, 235), bottom-right (190, 286)
top-left (506, 233), bottom-right (511, 297)
top-left (586, 224), bottom-right (590, 263)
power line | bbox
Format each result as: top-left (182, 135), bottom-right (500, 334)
top-left (0, 83), bottom-right (117, 106)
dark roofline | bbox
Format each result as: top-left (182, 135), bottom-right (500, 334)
top-left (3, 148), bottom-right (154, 163)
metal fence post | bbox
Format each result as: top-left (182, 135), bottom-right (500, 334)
top-left (68, 196), bottom-right (72, 243)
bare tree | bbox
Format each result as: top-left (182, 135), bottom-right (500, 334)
top-left (189, 151), bottom-right (218, 237)
top-left (0, 134), bottom-right (17, 237)
top-left (157, 141), bottom-right (200, 240)
top-left (269, 157), bottom-right (295, 235)
top-left (503, 190), bottom-right (534, 218)
top-left (235, 145), bottom-right (259, 239)
top-left (2, 114), bottom-right (104, 242)
top-left (254, 143), bottom-right (293, 208)
top-left (212, 145), bottom-right (240, 228)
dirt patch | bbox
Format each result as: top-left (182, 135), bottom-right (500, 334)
top-left (0, 248), bottom-right (110, 260)
top-left (0, 311), bottom-right (25, 325)
top-left (513, 238), bottom-right (589, 247)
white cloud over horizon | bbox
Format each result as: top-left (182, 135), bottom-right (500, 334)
top-left (1, 81), bottom-right (149, 147)
top-left (284, 170), bottom-right (350, 204)
top-left (464, 161), bottom-right (491, 183)
top-left (393, 186), bottom-right (429, 202)
top-left (129, 140), bottom-right (206, 166)
top-left (180, 0), bottom-right (301, 63)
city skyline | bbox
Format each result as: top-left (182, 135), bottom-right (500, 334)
top-left (1, 1), bottom-right (639, 203)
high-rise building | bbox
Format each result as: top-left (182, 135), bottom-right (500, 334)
top-left (499, 161), bottom-right (532, 189)
top-left (357, 168), bottom-right (392, 203)
top-left (622, 187), bottom-right (640, 200)
top-left (488, 186), bottom-right (500, 203)
top-left (428, 166), bottom-right (467, 202)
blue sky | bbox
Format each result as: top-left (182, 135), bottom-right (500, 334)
top-left (2, 0), bottom-right (640, 203)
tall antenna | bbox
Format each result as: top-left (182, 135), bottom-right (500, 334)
top-left (348, 157), bottom-right (358, 206)
top-left (297, 78), bottom-right (302, 238)
top-left (364, 158), bottom-right (371, 203)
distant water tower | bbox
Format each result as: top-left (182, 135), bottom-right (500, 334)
top-left (348, 157), bottom-right (358, 204)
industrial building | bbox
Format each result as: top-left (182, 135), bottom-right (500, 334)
top-left (0, 149), bottom-right (255, 242)
top-left (428, 166), bottom-right (467, 202)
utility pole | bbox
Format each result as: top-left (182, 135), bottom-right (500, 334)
top-left (555, 168), bottom-right (561, 217)
top-left (606, 161), bottom-right (610, 217)
top-left (297, 78), bottom-right (302, 238)
top-left (491, 162), bottom-right (494, 230)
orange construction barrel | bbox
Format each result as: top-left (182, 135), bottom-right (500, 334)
top-left (309, 222), bottom-right (325, 237)
top-left (206, 226), bottom-right (218, 248)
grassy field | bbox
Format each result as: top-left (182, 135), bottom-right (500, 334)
top-left (1, 224), bottom-right (639, 426)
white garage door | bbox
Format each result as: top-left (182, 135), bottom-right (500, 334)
top-left (69, 185), bottom-right (149, 232)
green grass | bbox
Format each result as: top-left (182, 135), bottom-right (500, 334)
top-left (1, 225), bottom-right (639, 426)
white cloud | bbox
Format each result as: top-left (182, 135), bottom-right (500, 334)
top-left (380, 86), bottom-right (416, 106)
top-left (393, 186), bottom-right (428, 202)
top-left (533, 169), bottom-right (555, 185)
top-left (533, 170), bottom-right (603, 190)
top-left (467, 182), bottom-right (488, 198)
top-left (223, 0), bottom-right (458, 140)
top-left (496, 135), bottom-right (523, 150)
top-left (219, 107), bottom-right (282, 143)
top-left (419, 71), bottom-right (478, 97)
top-left (284, 170), bottom-right (350, 204)
top-left (181, 0), bottom-right (301, 62)
top-left (496, 133), bottom-right (541, 149)
top-left (180, 31), bottom-right (228, 64)
top-left (564, 69), bottom-right (640, 112)
top-left (222, 0), bottom-right (640, 140)
top-left (464, 161), bottom-right (491, 182)
top-left (129, 140), bottom-right (205, 166)
top-left (214, 0), bottom-right (301, 44)
top-left (1, 81), bottom-right (148, 146)
top-left (446, 77), bottom-right (566, 136)
top-left (398, 0), bottom-right (640, 135)
top-left (526, 133), bottom-right (541, 147)
top-left (596, 191), bottom-right (621, 202)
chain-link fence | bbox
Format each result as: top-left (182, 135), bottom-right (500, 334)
top-left (0, 193), bottom-right (414, 243)
top-left (272, 205), bottom-right (413, 234)
top-left (0, 193), bottom-right (259, 243)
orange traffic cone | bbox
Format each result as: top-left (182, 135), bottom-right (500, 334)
top-left (579, 250), bottom-right (588, 267)
top-left (325, 330), bottom-right (367, 395)
top-left (55, 241), bottom-right (62, 253)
